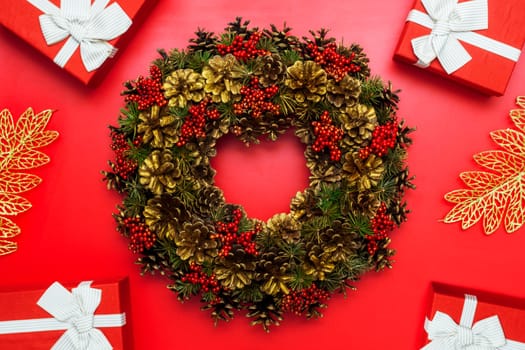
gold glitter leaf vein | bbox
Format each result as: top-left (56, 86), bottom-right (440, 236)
top-left (444, 97), bottom-right (525, 234)
top-left (0, 108), bottom-right (58, 255)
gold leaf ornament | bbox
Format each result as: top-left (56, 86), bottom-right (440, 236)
top-left (444, 97), bottom-right (525, 234)
top-left (0, 108), bottom-right (58, 255)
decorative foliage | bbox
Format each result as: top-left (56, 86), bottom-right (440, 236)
top-left (104, 18), bottom-right (414, 331)
top-left (444, 97), bottom-right (525, 234)
top-left (0, 108), bottom-right (58, 255)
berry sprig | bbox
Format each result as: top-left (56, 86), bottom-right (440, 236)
top-left (359, 118), bottom-right (399, 159)
top-left (124, 65), bottom-right (167, 111)
top-left (212, 209), bottom-right (259, 257)
top-left (109, 131), bottom-right (141, 180)
top-left (307, 42), bottom-right (360, 82)
top-left (311, 111), bottom-right (344, 161)
top-left (181, 263), bottom-right (222, 304)
top-left (177, 98), bottom-right (220, 147)
top-left (366, 203), bottom-right (395, 255)
top-left (233, 77), bottom-right (280, 118)
top-left (281, 284), bottom-right (330, 315)
top-left (217, 32), bottom-right (268, 61)
top-left (121, 217), bottom-right (156, 254)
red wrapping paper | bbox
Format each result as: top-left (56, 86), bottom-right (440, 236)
top-left (0, 0), bottom-right (157, 85)
top-left (394, 0), bottom-right (525, 96)
top-left (422, 283), bottom-right (525, 346)
top-left (0, 279), bottom-right (132, 350)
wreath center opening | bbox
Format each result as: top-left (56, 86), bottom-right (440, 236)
top-left (211, 129), bottom-right (309, 221)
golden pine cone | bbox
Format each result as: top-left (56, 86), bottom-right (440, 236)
top-left (343, 190), bottom-right (382, 219)
top-left (284, 60), bottom-right (327, 104)
top-left (326, 75), bottom-right (361, 108)
top-left (319, 220), bottom-right (361, 262)
top-left (139, 149), bottom-right (181, 195)
top-left (194, 185), bottom-right (226, 216)
top-left (266, 213), bottom-right (301, 243)
top-left (202, 54), bottom-right (245, 103)
top-left (339, 104), bottom-right (377, 149)
top-left (305, 148), bottom-right (342, 188)
top-left (214, 255), bottom-right (256, 290)
top-left (290, 188), bottom-right (321, 221)
top-left (343, 152), bottom-right (384, 192)
top-left (137, 105), bottom-right (179, 148)
top-left (175, 220), bottom-right (218, 264)
top-left (256, 247), bottom-right (291, 295)
top-left (143, 194), bottom-right (188, 240)
top-left (370, 237), bottom-right (395, 271)
top-left (302, 245), bottom-right (335, 281)
top-left (163, 68), bottom-right (206, 108)
top-left (254, 54), bottom-right (286, 87)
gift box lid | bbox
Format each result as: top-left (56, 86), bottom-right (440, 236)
top-left (0, 0), bottom-right (158, 86)
top-left (0, 278), bottom-right (132, 350)
top-left (422, 282), bottom-right (525, 347)
top-left (394, 0), bottom-right (525, 96)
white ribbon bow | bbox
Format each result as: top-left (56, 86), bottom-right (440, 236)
top-left (27, 0), bottom-right (132, 72)
top-left (407, 0), bottom-right (521, 74)
top-left (422, 294), bottom-right (525, 350)
top-left (0, 281), bottom-right (126, 350)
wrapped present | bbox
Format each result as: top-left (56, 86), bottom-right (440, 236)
top-left (0, 279), bottom-right (131, 349)
top-left (0, 0), bottom-right (157, 85)
top-left (394, 0), bottom-right (525, 96)
top-left (421, 283), bottom-right (525, 349)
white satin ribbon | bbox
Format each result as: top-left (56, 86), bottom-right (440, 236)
top-left (422, 294), bottom-right (525, 350)
top-left (0, 281), bottom-right (126, 350)
top-left (27, 0), bottom-right (132, 72)
top-left (407, 0), bottom-right (522, 74)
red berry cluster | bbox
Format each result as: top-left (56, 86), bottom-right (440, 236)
top-left (124, 65), bottom-right (167, 111)
top-left (359, 118), bottom-right (398, 159)
top-left (181, 263), bottom-right (222, 303)
top-left (366, 203), bottom-right (395, 255)
top-left (281, 284), bottom-right (330, 315)
top-left (177, 98), bottom-right (220, 147)
top-left (217, 32), bottom-right (268, 61)
top-left (307, 42), bottom-right (360, 82)
top-left (233, 77), bottom-right (280, 118)
top-left (122, 217), bottom-right (156, 254)
top-left (312, 111), bottom-right (344, 161)
top-left (110, 131), bottom-right (141, 180)
top-left (212, 209), bottom-right (259, 257)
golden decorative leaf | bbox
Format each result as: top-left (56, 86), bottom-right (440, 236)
top-left (458, 171), bottom-right (501, 191)
top-left (0, 193), bottom-right (32, 216)
top-left (0, 109), bottom-right (15, 153)
top-left (0, 108), bottom-right (58, 255)
top-left (22, 130), bottom-right (59, 149)
top-left (510, 106), bottom-right (525, 133)
top-left (15, 109), bottom-right (53, 140)
top-left (444, 97), bottom-right (525, 234)
top-left (0, 172), bottom-right (41, 194)
top-left (473, 151), bottom-right (525, 177)
top-left (0, 240), bottom-right (17, 256)
top-left (0, 217), bottom-right (20, 238)
top-left (8, 150), bottom-right (50, 170)
top-left (490, 129), bottom-right (525, 156)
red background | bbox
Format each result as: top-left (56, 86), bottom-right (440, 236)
top-left (1, 0), bottom-right (525, 349)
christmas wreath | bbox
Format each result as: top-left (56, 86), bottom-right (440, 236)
top-left (104, 18), bottom-right (414, 331)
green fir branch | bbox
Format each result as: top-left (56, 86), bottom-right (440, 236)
top-left (118, 103), bottom-right (141, 136)
top-left (279, 49), bottom-right (301, 66)
top-left (347, 213), bottom-right (373, 237)
top-left (288, 267), bottom-right (314, 291)
top-left (187, 51), bottom-right (213, 72)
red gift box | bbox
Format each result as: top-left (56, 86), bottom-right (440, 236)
top-left (0, 0), bottom-right (157, 85)
top-left (394, 0), bottom-right (525, 96)
top-left (0, 279), bottom-right (132, 349)
top-left (422, 283), bottom-right (525, 348)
